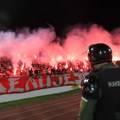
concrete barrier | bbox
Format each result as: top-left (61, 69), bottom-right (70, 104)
top-left (0, 86), bottom-right (77, 103)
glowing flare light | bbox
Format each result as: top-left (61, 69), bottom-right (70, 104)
top-left (0, 25), bottom-right (120, 77)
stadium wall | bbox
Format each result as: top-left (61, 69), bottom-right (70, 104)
top-left (0, 86), bottom-right (79, 103)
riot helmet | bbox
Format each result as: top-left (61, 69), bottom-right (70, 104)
top-left (88, 43), bottom-right (112, 65)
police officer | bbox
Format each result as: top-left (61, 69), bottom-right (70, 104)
top-left (78, 43), bottom-right (120, 120)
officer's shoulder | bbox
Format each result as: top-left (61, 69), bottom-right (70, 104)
top-left (81, 71), bottom-right (98, 88)
top-left (81, 72), bottom-right (100, 99)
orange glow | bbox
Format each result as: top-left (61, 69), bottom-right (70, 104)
top-left (0, 25), bottom-right (120, 74)
top-left (56, 56), bottom-right (62, 61)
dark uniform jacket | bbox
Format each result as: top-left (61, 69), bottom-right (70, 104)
top-left (81, 63), bottom-right (120, 120)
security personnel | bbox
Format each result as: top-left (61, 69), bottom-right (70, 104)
top-left (78, 43), bottom-right (120, 120)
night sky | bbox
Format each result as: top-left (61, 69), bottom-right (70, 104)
top-left (0, 0), bottom-right (120, 36)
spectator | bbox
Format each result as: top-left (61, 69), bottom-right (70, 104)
top-left (29, 68), bottom-right (33, 77)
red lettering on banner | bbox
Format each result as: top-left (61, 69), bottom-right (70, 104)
top-left (64, 74), bottom-right (74, 85)
top-left (0, 83), bottom-right (6, 93)
top-left (8, 78), bottom-right (24, 93)
top-left (0, 72), bottom-right (88, 95)
top-left (25, 78), bottom-right (38, 91)
top-left (52, 75), bottom-right (63, 87)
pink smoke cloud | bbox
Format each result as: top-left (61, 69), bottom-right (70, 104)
top-left (0, 24), bottom-right (120, 68)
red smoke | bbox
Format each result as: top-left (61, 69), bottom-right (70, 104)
top-left (0, 24), bottom-right (120, 69)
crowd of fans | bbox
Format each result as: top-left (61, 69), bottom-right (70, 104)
top-left (0, 56), bottom-right (93, 78)
top-left (1, 56), bottom-right (120, 78)
top-left (0, 57), bottom-right (13, 77)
